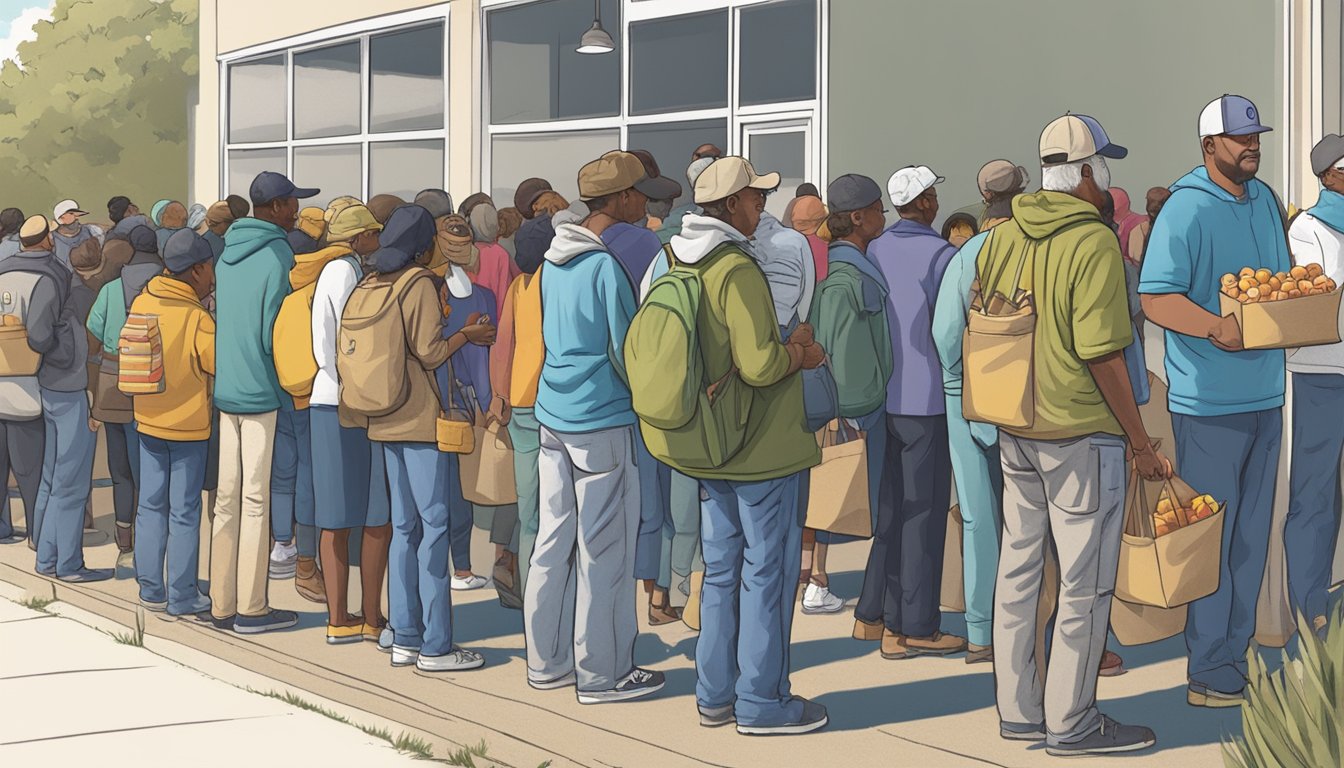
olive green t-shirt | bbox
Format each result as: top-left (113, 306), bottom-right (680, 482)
top-left (975, 191), bottom-right (1133, 440)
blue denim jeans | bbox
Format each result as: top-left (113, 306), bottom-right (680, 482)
top-left (35, 389), bottom-right (96, 577)
top-left (271, 408), bottom-right (315, 556)
top-left (1285, 373), bottom-right (1344, 624)
top-left (444, 453), bottom-right (473, 573)
top-left (697, 473), bottom-right (804, 727)
top-left (384, 442), bottom-right (455, 656)
top-left (1174, 408), bottom-right (1282, 694)
top-left (133, 435), bottom-right (208, 613)
top-left (0, 417), bottom-right (43, 541)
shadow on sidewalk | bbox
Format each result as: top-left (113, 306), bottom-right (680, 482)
top-left (1084, 685), bottom-right (1241, 749)
top-left (813, 671), bottom-right (995, 731)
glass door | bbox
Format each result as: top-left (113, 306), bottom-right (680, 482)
top-left (740, 119), bottom-right (811, 220)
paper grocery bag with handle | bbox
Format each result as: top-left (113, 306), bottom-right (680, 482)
top-left (460, 413), bottom-right (518, 506)
top-left (804, 419), bottom-right (871, 539)
top-left (1116, 469), bottom-right (1226, 608)
top-left (962, 231), bottom-right (1037, 429)
top-left (940, 504), bottom-right (965, 613)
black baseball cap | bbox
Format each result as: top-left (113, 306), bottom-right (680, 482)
top-left (827, 174), bottom-right (883, 214)
top-left (249, 171), bottom-right (319, 207)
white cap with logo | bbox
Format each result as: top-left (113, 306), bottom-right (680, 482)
top-left (887, 166), bottom-right (944, 208)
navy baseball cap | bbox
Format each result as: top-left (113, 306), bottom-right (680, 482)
top-left (827, 174), bottom-right (883, 213)
top-left (163, 229), bottom-right (214, 274)
top-left (1199, 95), bottom-right (1272, 138)
top-left (249, 171), bottom-right (319, 207)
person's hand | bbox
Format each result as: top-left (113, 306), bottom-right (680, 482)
top-left (88, 418), bottom-right (101, 433)
top-left (486, 396), bottom-right (511, 427)
top-left (788, 323), bottom-right (815, 348)
top-left (1131, 442), bottom-right (1173, 481)
top-left (462, 316), bottom-right (496, 346)
top-left (800, 341), bottom-right (825, 370)
top-left (1209, 314), bottom-right (1244, 352)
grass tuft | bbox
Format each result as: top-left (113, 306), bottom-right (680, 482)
top-left (255, 689), bottom-right (454, 762)
top-left (106, 610), bottom-right (145, 646)
top-left (441, 739), bottom-right (490, 766)
top-left (19, 595), bottom-right (54, 612)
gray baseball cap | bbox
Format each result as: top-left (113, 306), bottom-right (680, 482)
top-left (1311, 134), bottom-right (1344, 176)
top-left (827, 174), bottom-right (883, 214)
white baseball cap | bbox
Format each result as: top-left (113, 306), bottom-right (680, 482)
top-left (1197, 95), bottom-right (1272, 139)
top-left (53, 199), bottom-right (88, 219)
top-left (887, 166), bottom-right (944, 208)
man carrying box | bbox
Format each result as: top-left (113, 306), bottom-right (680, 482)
top-left (1139, 94), bottom-right (1289, 708)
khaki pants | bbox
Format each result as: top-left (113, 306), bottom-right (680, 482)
top-left (211, 411), bottom-right (277, 619)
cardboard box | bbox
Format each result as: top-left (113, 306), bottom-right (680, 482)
top-left (1219, 289), bottom-right (1342, 349)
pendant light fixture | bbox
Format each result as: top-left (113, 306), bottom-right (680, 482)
top-left (576, 0), bottom-right (615, 54)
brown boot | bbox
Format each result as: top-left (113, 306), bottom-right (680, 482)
top-left (853, 617), bottom-right (883, 642)
top-left (649, 588), bottom-right (682, 626)
top-left (905, 631), bottom-right (967, 656)
top-left (966, 644), bottom-right (994, 664)
top-left (294, 557), bottom-right (326, 604)
top-left (881, 629), bottom-right (910, 660)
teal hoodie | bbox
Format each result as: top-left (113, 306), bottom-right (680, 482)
top-left (214, 218), bottom-right (294, 414)
top-left (1138, 166), bottom-right (1290, 417)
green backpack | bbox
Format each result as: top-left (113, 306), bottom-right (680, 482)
top-left (625, 243), bottom-right (753, 472)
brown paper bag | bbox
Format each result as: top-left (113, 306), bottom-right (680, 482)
top-left (940, 504), bottom-right (965, 613)
top-left (459, 417), bottom-right (518, 506)
top-left (1116, 471), bottom-right (1225, 608)
top-left (804, 420), bottom-right (871, 538)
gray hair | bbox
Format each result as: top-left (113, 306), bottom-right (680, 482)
top-left (1041, 155), bottom-right (1111, 194)
top-left (686, 157), bottom-right (715, 187)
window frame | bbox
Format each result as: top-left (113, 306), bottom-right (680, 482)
top-left (217, 4), bottom-right (451, 202)
top-left (480, 0), bottom-right (828, 200)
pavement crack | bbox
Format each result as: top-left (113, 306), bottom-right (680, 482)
top-left (0, 713), bottom-right (288, 746)
top-left (0, 664), bottom-right (157, 681)
top-left (877, 727), bottom-right (1018, 768)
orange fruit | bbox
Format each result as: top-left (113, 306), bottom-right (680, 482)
top-left (1328, 279), bottom-right (1338, 292)
top-left (1238, 277), bottom-right (1255, 291)
top-left (1289, 289), bottom-right (1302, 298)
top-left (1299, 279), bottom-right (1315, 292)
top-left (1291, 265), bottom-right (1309, 280)
top-left (1308, 263), bottom-right (1325, 279)
top-left (1240, 267), bottom-right (1255, 278)
top-left (1221, 273), bottom-right (1238, 288)
top-left (1255, 268), bottom-right (1273, 283)
top-left (1268, 276), bottom-right (1282, 291)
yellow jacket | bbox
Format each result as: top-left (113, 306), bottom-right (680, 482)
top-left (130, 276), bottom-right (216, 441)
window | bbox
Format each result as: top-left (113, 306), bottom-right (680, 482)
top-left (629, 11), bottom-right (728, 115)
top-left (485, 2), bottom-right (823, 212)
top-left (489, 0), bottom-right (621, 124)
top-left (221, 14), bottom-right (448, 202)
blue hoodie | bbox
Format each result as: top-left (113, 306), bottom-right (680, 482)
top-left (1138, 166), bottom-right (1290, 417)
top-left (535, 222), bottom-right (637, 433)
top-left (214, 217), bottom-right (294, 414)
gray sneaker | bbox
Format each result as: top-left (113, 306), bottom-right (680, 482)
top-left (414, 648), bottom-right (486, 673)
top-left (1046, 716), bottom-right (1155, 757)
top-left (576, 668), bottom-right (665, 704)
top-left (699, 705), bottom-right (735, 728)
top-left (737, 697), bottom-right (828, 736)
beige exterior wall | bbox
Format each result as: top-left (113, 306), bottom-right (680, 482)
top-left (192, 0), bottom-right (478, 206)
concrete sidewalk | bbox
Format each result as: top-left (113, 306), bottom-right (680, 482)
top-left (0, 586), bottom-right (430, 768)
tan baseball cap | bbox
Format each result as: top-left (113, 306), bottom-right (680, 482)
top-left (977, 160), bottom-right (1029, 197)
top-left (327, 204), bottom-right (382, 243)
top-left (693, 157), bottom-right (781, 204)
top-left (18, 214), bottom-right (52, 240)
top-left (1039, 114), bottom-right (1127, 166)
top-left (577, 151), bottom-right (664, 201)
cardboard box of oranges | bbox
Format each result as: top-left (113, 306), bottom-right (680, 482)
top-left (1218, 263), bottom-right (1341, 349)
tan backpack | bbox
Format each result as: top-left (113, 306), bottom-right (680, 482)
top-left (337, 267), bottom-right (433, 418)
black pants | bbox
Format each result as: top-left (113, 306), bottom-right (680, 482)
top-left (0, 417), bottom-right (45, 540)
top-left (855, 413), bottom-right (952, 638)
top-left (104, 421), bottom-right (138, 526)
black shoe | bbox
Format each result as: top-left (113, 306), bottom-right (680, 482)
top-left (59, 568), bottom-right (114, 583)
top-left (233, 609), bottom-right (298, 634)
top-left (204, 612), bottom-right (236, 632)
top-left (1046, 716), bottom-right (1155, 757)
top-left (737, 697), bottom-right (829, 736)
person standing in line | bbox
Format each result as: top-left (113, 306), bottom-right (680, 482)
top-left (50, 199), bottom-right (104, 270)
top-left (343, 204), bottom-right (494, 673)
top-left (1281, 133), bottom-right (1344, 639)
top-left (0, 207), bottom-right (25, 261)
top-left (855, 165), bottom-right (963, 660)
top-left (210, 171), bottom-right (317, 634)
top-left (1140, 95), bottom-right (1288, 709)
top-left (987, 113), bottom-right (1164, 756)
top-left (524, 151), bottom-right (664, 704)
top-left (807, 174), bottom-right (893, 617)
top-left (130, 229), bottom-right (217, 619)
top-left (2, 216), bottom-right (107, 581)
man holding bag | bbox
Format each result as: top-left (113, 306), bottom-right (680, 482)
top-left (977, 114), bottom-right (1168, 757)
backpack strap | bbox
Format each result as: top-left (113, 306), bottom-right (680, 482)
top-left (663, 243), bottom-right (676, 270)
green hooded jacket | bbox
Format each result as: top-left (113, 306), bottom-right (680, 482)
top-left (813, 241), bottom-right (893, 419)
top-left (974, 190), bottom-right (1132, 441)
top-left (214, 217), bottom-right (294, 414)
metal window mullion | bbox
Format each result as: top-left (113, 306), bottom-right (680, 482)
top-left (361, 32), bottom-right (372, 201)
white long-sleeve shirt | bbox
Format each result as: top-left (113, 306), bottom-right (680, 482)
top-left (310, 255), bottom-right (362, 407)
top-left (751, 212), bottom-right (816, 327)
top-left (1286, 211), bottom-right (1344, 374)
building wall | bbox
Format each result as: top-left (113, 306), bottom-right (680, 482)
top-left (828, 0), bottom-right (1286, 215)
top-left (192, 0), bottom-right (479, 206)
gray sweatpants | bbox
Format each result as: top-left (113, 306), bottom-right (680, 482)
top-left (994, 432), bottom-right (1125, 745)
top-left (525, 424), bottom-right (640, 692)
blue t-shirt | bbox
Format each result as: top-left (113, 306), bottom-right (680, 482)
top-left (1138, 167), bottom-right (1289, 417)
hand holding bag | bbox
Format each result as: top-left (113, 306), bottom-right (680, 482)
top-left (1116, 469), bottom-right (1226, 608)
top-left (460, 412), bottom-right (518, 505)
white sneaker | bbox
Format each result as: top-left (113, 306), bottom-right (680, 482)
top-left (378, 626), bottom-right (395, 653)
top-left (268, 541), bottom-right (297, 579)
top-left (801, 583), bottom-right (846, 615)
top-left (415, 647), bottom-right (485, 673)
top-left (391, 645), bottom-right (421, 667)
top-left (450, 573), bottom-right (488, 591)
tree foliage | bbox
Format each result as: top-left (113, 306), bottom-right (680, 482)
top-left (0, 0), bottom-right (197, 218)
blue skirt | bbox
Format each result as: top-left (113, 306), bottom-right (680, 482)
top-left (309, 405), bottom-right (390, 530)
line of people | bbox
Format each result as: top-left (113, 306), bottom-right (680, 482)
top-left (1, 91), bottom-right (1339, 757)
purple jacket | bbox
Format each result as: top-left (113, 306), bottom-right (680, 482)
top-left (601, 222), bottom-right (662, 288)
top-left (867, 218), bottom-right (956, 416)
